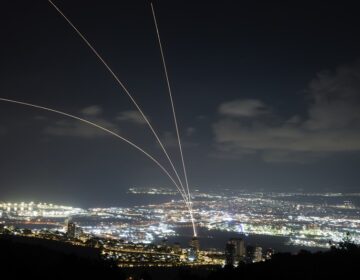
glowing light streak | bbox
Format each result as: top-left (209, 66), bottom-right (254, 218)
top-left (150, 2), bottom-right (196, 236)
top-left (0, 97), bottom-right (190, 205)
top-left (47, 0), bottom-right (188, 206)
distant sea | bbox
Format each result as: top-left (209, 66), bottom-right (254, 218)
top-left (161, 228), bottom-right (321, 254)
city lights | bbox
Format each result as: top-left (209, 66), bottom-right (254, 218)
top-left (1, 189), bottom-right (360, 267)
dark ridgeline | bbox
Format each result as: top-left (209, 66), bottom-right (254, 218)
top-left (209, 244), bottom-right (360, 280)
top-left (0, 235), bottom-right (124, 278)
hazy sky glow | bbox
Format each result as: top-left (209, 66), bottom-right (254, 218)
top-left (1, 0), bottom-right (360, 206)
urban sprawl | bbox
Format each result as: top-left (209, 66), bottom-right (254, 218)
top-left (1, 189), bottom-right (359, 267)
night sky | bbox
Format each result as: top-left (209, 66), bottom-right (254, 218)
top-left (1, 0), bottom-right (360, 206)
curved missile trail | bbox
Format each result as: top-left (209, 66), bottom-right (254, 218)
top-left (47, 0), bottom-right (196, 236)
top-left (151, 3), bottom-right (196, 236)
top-left (0, 98), bottom-right (190, 207)
top-left (47, 0), bottom-right (188, 201)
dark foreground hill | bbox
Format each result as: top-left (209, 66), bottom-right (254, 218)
top-left (0, 235), bottom-right (125, 278)
top-left (207, 245), bottom-right (360, 280)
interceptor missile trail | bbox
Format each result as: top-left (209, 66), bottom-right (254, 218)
top-left (0, 97), bottom-right (190, 206)
top-left (151, 3), bottom-right (196, 236)
top-left (47, 0), bottom-right (196, 236)
top-left (47, 0), bottom-right (187, 199)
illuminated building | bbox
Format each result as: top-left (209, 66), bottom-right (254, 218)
top-left (67, 220), bottom-right (82, 239)
top-left (254, 246), bottom-right (263, 262)
top-left (246, 245), bottom-right (263, 263)
top-left (229, 237), bottom-right (246, 264)
top-left (187, 247), bottom-right (197, 262)
top-left (187, 237), bottom-right (200, 261)
top-left (189, 236), bottom-right (200, 251)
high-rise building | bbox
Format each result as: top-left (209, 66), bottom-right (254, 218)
top-left (246, 245), bottom-right (254, 263)
top-left (188, 237), bottom-right (200, 261)
top-left (187, 247), bottom-right (197, 262)
top-left (189, 236), bottom-right (200, 251)
top-left (253, 246), bottom-right (263, 262)
top-left (246, 245), bottom-right (263, 263)
top-left (225, 241), bottom-right (236, 266)
top-left (229, 237), bottom-right (246, 264)
top-left (67, 220), bottom-right (80, 239)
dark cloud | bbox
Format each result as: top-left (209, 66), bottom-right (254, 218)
top-left (44, 105), bottom-right (120, 138)
top-left (219, 99), bottom-right (269, 118)
top-left (161, 131), bottom-right (198, 149)
top-left (80, 105), bottom-right (103, 117)
top-left (213, 61), bottom-right (360, 163)
top-left (305, 61), bottom-right (360, 130)
top-left (116, 110), bottom-right (147, 125)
